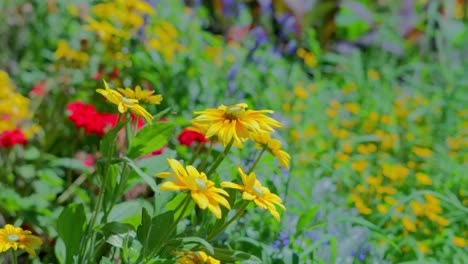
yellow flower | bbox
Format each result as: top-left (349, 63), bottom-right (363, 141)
top-left (367, 69), bottom-right (380, 80)
top-left (221, 167), bottom-right (285, 221)
top-left (377, 204), bottom-right (388, 213)
top-left (453, 236), bottom-right (467, 248)
top-left (156, 159), bottom-right (230, 219)
top-left (174, 249), bottom-right (220, 264)
top-left (252, 133), bottom-right (290, 170)
top-left (0, 224), bottom-right (42, 256)
top-left (191, 103), bottom-right (282, 148)
top-left (96, 80), bottom-right (153, 123)
top-left (412, 146), bottom-right (433, 158)
top-left (416, 242), bottom-right (429, 254)
top-left (293, 85), bottom-right (308, 99)
top-left (351, 160), bottom-right (368, 174)
top-left (344, 103), bottom-right (359, 114)
top-left (382, 164), bottom-right (409, 181)
top-left (117, 85), bottom-right (163, 105)
top-left (415, 172), bottom-right (432, 185)
top-left (402, 217), bottom-right (416, 232)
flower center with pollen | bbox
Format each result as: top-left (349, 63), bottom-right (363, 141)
top-left (252, 185), bottom-right (264, 197)
top-left (121, 96), bottom-right (135, 105)
top-left (6, 234), bottom-right (20, 242)
top-left (195, 178), bottom-right (208, 191)
top-left (224, 105), bottom-right (246, 120)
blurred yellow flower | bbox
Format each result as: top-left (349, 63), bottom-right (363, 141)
top-left (412, 146), bottom-right (433, 158)
top-left (351, 160), bottom-right (368, 174)
top-left (221, 167), bottom-right (285, 221)
top-left (192, 103), bottom-right (282, 148)
top-left (402, 217), bottom-right (416, 232)
top-left (416, 242), bottom-right (429, 254)
top-left (344, 103), bottom-right (359, 114)
top-left (0, 224), bottom-right (42, 256)
top-left (415, 172), bottom-right (432, 185)
top-left (368, 69), bottom-right (380, 80)
top-left (96, 80), bottom-right (153, 123)
top-left (382, 164), bottom-right (409, 181)
top-left (156, 159), bottom-right (230, 219)
top-left (453, 236), bottom-right (467, 248)
top-left (293, 85), bottom-right (308, 99)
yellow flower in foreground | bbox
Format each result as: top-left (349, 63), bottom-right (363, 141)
top-left (117, 85), bottom-right (163, 105)
top-left (156, 159), bottom-right (230, 219)
top-left (221, 167), bottom-right (285, 221)
top-left (174, 249), bottom-right (220, 264)
top-left (252, 133), bottom-right (290, 170)
top-left (191, 103), bottom-right (282, 148)
top-left (0, 224), bottom-right (42, 256)
top-left (96, 80), bottom-right (153, 123)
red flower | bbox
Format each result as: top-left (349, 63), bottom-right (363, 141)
top-left (66, 101), bottom-right (119, 136)
top-left (30, 80), bottom-right (47, 97)
top-left (178, 128), bottom-right (208, 147)
top-left (0, 129), bottom-right (27, 147)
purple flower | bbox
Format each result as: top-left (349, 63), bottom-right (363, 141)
top-left (272, 231), bottom-right (290, 249)
top-left (351, 243), bottom-right (372, 261)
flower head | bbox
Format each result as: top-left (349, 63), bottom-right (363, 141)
top-left (96, 80), bottom-right (153, 123)
top-left (191, 103), bottom-right (282, 148)
top-left (156, 159), bottom-right (230, 219)
top-left (252, 132), bottom-right (290, 170)
top-left (174, 249), bottom-right (220, 264)
top-left (178, 127), bottom-right (208, 147)
top-left (221, 166), bottom-right (285, 221)
top-left (0, 129), bottom-right (27, 147)
top-left (117, 85), bottom-right (162, 105)
top-left (0, 224), bottom-right (42, 256)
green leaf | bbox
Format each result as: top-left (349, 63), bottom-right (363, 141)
top-left (125, 158), bottom-right (159, 193)
top-left (101, 222), bottom-right (135, 248)
top-left (127, 122), bottom-right (174, 159)
top-left (212, 247), bottom-right (262, 263)
top-left (107, 199), bottom-right (153, 227)
top-left (136, 209), bottom-right (175, 259)
top-left (56, 203), bottom-right (87, 264)
top-left (174, 237), bottom-right (214, 255)
top-left (100, 119), bottom-right (130, 155)
top-left (297, 205), bottom-right (319, 230)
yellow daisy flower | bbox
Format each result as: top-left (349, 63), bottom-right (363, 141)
top-left (156, 159), bottom-right (231, 219)
top-left (0, 224), bottom-right (42, 256)
top-left (221, 166), bottom-right (285, 221)
top-left (117, 85), bottom-right (163, 105)
top-left (174, 249), bottom-right (220, 264)
top-left (191, 103), bottom-right (282, 148)
top-left (252, 132), bottom-right (291, 170)
top-left (96, 80), bottom-right (153, 123)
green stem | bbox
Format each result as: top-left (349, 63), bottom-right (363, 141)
top-left (248, 148), bottom-right (267, 174)
top-left (12, 250), bottom-right (18, 264)
top-left (150, 194), bottom-right (192, 259)
top-left (206, 200), bottom-right (250, 241)
top-left (105, 161), bottom-right (129, 219)
top-left (189, 141), bottom-right (204, 165)
top-left (80, 113), bottom-right (122, 263)
top-left (205, 139), bottom-right (234, 178)
top-left (199, 140), bottom-right (213, 171)
top-left (126, 113), bottom-right (132, 149)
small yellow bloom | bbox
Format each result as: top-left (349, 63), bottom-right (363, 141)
top-left (156, 159), bottom-right (230, 219)
top-left (402, 217), bottom-right (416, 232)
top-left (96, 80), bottom-right (153, 123)
top-left (453, 236), bottom-right (467, 248)
top-left (117, 85), bottom-right (162, 105)
top-left (415, 172), bottom-right (432, 185)
top-left (416, 242), bottom-right (429, 254)
top-left (367, 69), bottom-right (380, 80)
top-left (412, 146), bottom-right (433, 158)
top-left (192, 103), bottom-right (282, 148)
top-left (351, 160), bottom-right (368, 174)
top-left (293, 85), bottom-right (308, 99)
top-left (344, 103), bottom-right (359, 114)
top-left (174, 249), bottom-right (220, 264)
top-left (377, 204), bottom-right (388, 213)
top-left (0, 224), bottom-right (42, 256)
top-left (221, 167), bottom-right (285, 221)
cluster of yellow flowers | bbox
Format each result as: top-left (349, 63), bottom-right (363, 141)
top-left (283, 77), bottom-right (467, 253)
top-left (54, 40), bottom-right (89, 67)
top-left (146, 21), bottom-right (184, 62)
top-left (0, 71), bottom-right (40, 138)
